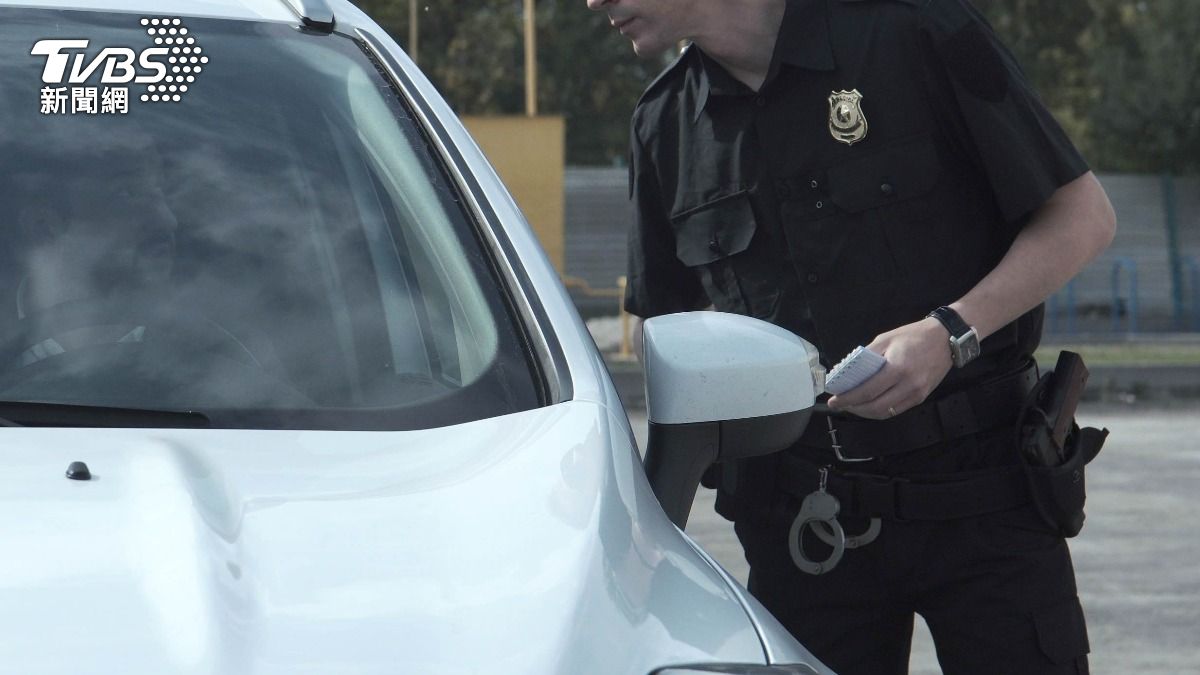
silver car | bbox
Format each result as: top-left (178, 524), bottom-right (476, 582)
top-left (0, 1), bottom-right (830, 672)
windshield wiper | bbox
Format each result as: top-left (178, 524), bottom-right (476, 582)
top-left (0, 400), bottom-right (210, 428)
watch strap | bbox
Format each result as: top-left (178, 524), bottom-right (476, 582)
top-left (927, 306), bottom-right (971, 339)
top-left (927, 306), bottom-right (980, 368)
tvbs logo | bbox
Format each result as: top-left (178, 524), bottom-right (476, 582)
top-left (31, 40), bottom-right (169, 85)
top-left (32, 17), bottom-right (205, 114)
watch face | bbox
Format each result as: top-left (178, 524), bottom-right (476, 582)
top-left (964, 339), bottom-right (980, 361)
top-left (951, 330), bottom-right (981, 367)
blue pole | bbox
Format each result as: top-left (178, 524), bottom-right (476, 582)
top-left (1130, 261), bottom-right (1139, 334)
top-left (1066, 278), bottom-right (1077, 335)
top-left (1111, 259), bottom-right (1122, 332)
top-left (1184, 255), bottom-right (1200, 332)
top-left (1111, 257), bottom-right (1139, 334)
top-left (1163, 174), bottom-right (1184, 328)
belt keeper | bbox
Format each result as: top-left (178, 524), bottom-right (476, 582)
top-left (850, 473), bottom-right (909, 521)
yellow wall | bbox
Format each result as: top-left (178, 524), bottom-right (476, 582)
top-left (462, 115), bottom-right (565, 272)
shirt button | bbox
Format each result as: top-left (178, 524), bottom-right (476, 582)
top-left (708, 236), bottom-right (722, 253)
top-left (880, 182), bottom-right (895, 196)
top-left (810, 180), bottom-right (819, 189)
top-left (755, 96), bottom-right (767, 107)
top-left (815, 200), bottom-right (824, 209)
top-left (807, 273), bottom-right (819, 284)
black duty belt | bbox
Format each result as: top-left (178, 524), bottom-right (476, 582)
top-left (798, 360), bottom-right (1039, 461)
top-left (777, 454), bottom-right (1031, 521)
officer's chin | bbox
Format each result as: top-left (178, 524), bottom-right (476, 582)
top-left (629, 33), bottom-right (674, 59)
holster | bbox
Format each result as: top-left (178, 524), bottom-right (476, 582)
top-left (1015, 358), bottom-right (1109, 538)
top-left (705, 454), bottom-right (781, 523)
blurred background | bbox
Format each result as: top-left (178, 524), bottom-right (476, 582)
top-left (351, 0), bottom-right (1200, 398)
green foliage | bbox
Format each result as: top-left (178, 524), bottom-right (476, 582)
top-left (351, 0), bottom-right (660, 165)
top-left (535, 1), bottom-right (667, 164)
top-left (981, 0), bottom-right (1200, 173)
top-left (979, 1), bottom-right (1096, 156)
top-left (352, 1), bottom-right (1198, 172)
top-left (1084, 0), bottom-right (1200, 173)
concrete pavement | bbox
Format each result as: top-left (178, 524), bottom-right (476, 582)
top-left (624, 404), bottom-right (1200, 675)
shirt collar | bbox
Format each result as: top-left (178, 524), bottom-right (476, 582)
top-left (691, 0), bottom-right (836, 122)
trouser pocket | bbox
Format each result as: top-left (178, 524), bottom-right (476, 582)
top-left (1034, 597), bottom-right (1091, 673)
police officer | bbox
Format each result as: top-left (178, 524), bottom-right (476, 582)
top-left (587, 0), bottom-right (1116, 673)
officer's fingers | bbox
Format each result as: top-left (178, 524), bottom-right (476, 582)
top-left (844, 381), bottom-right (922, 420)
top-left (841, 382), bottom-right (904, 419)
top-left (863, 334), bottom-right (893, 356)
top-left (828, 363), bottom-right (901, 409)
top-left (842, 363), bottom-right (929, 417)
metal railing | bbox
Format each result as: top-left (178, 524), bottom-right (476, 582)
top-left (566, 256), bottom-right (1189, 347)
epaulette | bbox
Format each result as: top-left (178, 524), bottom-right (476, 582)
top-left (916, 0), bottom-right (988, 43)
top-left (840, 0), bottom-right (976, 34)
top-left (634, 44), bottom-right (693, 112)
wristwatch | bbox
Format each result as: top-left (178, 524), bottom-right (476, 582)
top-left (927, 306), bottom-right (980, 368)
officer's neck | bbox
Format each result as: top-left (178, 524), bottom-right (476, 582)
top-left (690, 0), bottom-right (786, 92)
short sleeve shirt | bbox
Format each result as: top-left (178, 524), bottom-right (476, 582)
top-left (624, 0), bottom-right (1088, 385)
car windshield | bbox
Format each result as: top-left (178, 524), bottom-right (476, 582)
top-left (0, 8), bottom-right (541, 429)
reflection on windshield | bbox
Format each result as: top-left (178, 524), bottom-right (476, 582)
top-left (16, 131), bottom-right (175, 325)
top-left (0, 10), bottom-right (539, 429)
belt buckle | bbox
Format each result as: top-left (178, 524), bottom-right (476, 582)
top-left (826, 416), bottom-right (874, 463)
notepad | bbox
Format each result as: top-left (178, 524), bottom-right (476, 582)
top-left (824, 346), bottom-right (886, 395)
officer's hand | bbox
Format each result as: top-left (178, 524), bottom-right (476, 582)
top-left (827, 317), bottom-right (952, 419)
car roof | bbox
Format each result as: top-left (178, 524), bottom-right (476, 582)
top-left (0, 0), bottom-right (311, 24)
top-left (0, 0), bottom-right (383, 41)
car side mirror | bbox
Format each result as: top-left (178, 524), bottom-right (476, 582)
top-left (641, 312), bottom-right (824, 528)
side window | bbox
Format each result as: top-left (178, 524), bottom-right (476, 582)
top-left (344, 65), bottom-right (498, 389)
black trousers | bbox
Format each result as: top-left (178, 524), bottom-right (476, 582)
top-left (731, 427), bottom-right (1090, 675)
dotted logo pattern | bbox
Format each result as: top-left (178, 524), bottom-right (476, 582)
top-left (139, 17), bottom-right (208, 103)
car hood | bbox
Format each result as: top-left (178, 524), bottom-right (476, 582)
top-left (0, 401), bottom-right (765, 674)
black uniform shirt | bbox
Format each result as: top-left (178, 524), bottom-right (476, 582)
top-left (624, 0), bottom-right (1088, 392)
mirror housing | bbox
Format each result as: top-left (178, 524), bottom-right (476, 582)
top-left (641, 312), bottom-right (824, 528)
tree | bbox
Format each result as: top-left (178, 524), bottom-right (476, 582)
top-left (977, 0), bottom-right (1097, 158)
top-left (354, 1), bottom-right (1199, 172)
top-left (1085, 0), bottom-right (1200, 173)
top-left (536, 0), bottom-right (668, 164)
top-left (352, 0), bottom-right (663, 165)
top-left (980, 0), bottom-right (1200, 173)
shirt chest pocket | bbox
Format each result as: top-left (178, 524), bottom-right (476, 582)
top-left (669, 191), bottom-right (776, 317)
top-left (823, 133), bottom-right (943, 219)
top-left (829, 133), bottom-right (995, 286)
top-left (670, 191), bottom-right (757, 266)
top-left (780, 134), bottom-right (944, 225)
top-left (781, 134), bottom-right (946, 284)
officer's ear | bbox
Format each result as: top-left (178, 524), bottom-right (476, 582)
top-left (18, 201), bottom-right (67, 245)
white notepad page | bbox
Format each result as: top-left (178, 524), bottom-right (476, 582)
top-left (824, 346), bottom-right (887, 395)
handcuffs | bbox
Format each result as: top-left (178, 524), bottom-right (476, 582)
top-left (788, 467), bottom-right (845, 575)
top-left (787, 418), bottom-right (886, 576)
